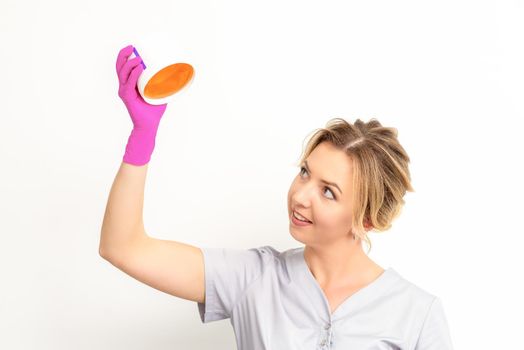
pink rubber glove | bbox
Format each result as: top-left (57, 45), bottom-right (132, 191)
top-left (116, 44), bottom-right (167, 166)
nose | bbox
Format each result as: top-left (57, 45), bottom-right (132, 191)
top-left (292, 182), bottom-right (315, 208)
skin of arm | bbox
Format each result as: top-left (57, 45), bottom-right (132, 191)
top-left (99, 162), bottom-right (149, 258)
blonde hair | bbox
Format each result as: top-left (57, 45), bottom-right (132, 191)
top-left (295, 118), bottom-right (414, 254)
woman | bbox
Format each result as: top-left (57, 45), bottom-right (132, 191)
top-left (99, 45), bottom-right (454, 349)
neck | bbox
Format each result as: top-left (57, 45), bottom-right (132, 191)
top-left (304, 236), bottom-right (377, 289)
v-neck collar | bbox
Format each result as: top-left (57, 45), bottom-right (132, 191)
top-left (288, 246), bottom-right (400, 323)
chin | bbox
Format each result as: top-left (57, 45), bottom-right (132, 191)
top-left (288, 226), bottom-right (307, 245)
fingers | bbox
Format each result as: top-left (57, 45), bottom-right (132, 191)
top-left (119, 56), bottom-right (143, 85)
top-left (116, 45), bottom-right (144, 85)
top-left (127, 62), bottom-right (144, 91)
top-left (116, 45), bottom-right (134, 76)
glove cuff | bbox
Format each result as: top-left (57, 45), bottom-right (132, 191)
top-left (122, 126), bottom-right (159, 166)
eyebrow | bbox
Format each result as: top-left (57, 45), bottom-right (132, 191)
top-left (303, 160), bottom-right (343, 194)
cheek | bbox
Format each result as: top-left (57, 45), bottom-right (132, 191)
top-left (287, 185), bottom-right (297, 213)
top-left (316, 208), bottom-right (352, 233)
top-left (287, 180), bottom-right (298, 201)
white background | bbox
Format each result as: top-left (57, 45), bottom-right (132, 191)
top-left (1, 0), bottom-right (523, 349)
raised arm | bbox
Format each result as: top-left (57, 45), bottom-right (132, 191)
top-left (99, 161), bottom-right (148, 257)
top-left (98, 161), bottom-right (205, 303)
top-left (99, 43), bottom-right (162, 255)
top-left (98, 45), bottom-right (205, 304)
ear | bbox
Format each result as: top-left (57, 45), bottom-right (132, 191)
top-left (363, 219), bottom-right (373, 231)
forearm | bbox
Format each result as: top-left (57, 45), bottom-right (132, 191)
top-left (99, 161), bottom-right (149, 257)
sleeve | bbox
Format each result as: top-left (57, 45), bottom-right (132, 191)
top-left (414, 297), bottom-right (454, 350)
top-left (196, 246), bottom-right (270, 323)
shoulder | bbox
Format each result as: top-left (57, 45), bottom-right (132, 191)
top-left (255, 245), bottom-right (296, 260)
top-left (252, 245), bottom-right (302, 279)
top-left (388, 268), bottom-right (442, 315)
top-left (383, 270), bottom-right (453, 348)
top-left (394, 269), bottom-right (436, 296)
top-left (253, 245), bottom-right (291, 267)
top-left (392, 268), bottom-right (437, 297)
top-left (200, 244), bottom-right (295, 274)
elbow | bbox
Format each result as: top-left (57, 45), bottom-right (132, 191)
top-left (98, 236), bottom-right (112, 260)
top-left (99, 245), bottom-right (110, 259)
top-left (98, 230), bottom-right (115, 259)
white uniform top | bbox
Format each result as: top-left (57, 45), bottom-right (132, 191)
top-left (197, 245), bottom-right (454, 350)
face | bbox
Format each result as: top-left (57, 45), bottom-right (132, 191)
top-left (287, 141), bottom-right (356, 248)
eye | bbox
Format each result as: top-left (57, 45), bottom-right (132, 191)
top-left (299, 166), bottom-right (336, 200)
top-left (299, 166), bottom-right (307, 177)
top-left (323, 187), bottom-right (336, 200)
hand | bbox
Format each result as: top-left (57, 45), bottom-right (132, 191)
top-left (115, 44), bottom-right (168, 166)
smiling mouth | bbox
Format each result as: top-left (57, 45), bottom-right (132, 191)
top-left (292, 210), bottom-right (312, 223)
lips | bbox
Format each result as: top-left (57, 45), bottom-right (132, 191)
top-left (293, 209), bottom-right (312, 223)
